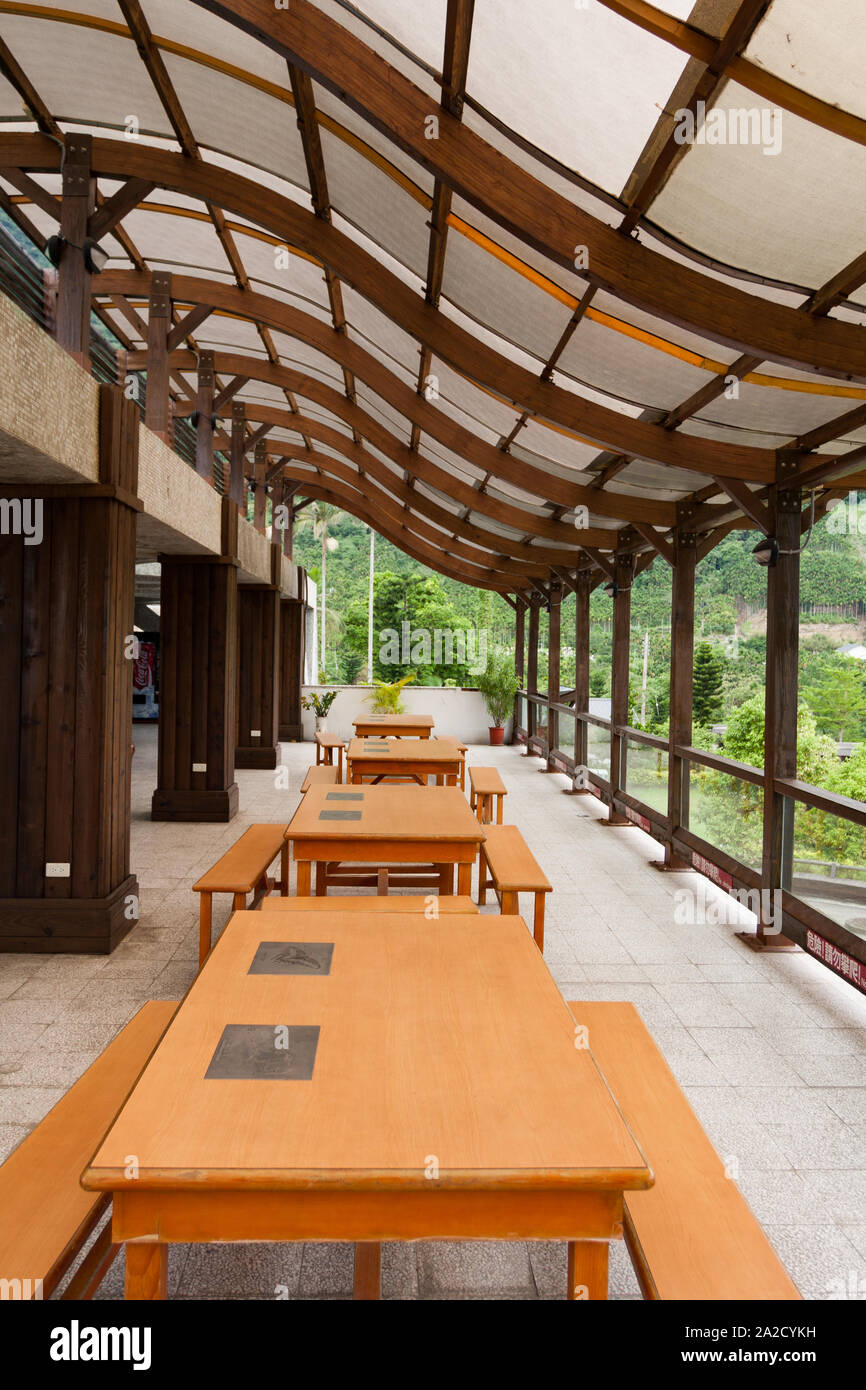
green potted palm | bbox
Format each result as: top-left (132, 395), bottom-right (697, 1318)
top-left (365, 673), bottom-right (415, 713)
top-left (475, 653), bottom-right (518, 745)
top-left (301, 688), bottom-right (339, 733)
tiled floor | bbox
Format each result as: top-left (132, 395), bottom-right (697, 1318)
top-left (1, 727), bottom-right (865, 1300)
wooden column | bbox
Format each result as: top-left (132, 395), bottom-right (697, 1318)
top-left (575, 573), bottom-right (591, 769)
top-left (527, 598), bottom-right (540, 742)
top-left (512, 595), bottom-right (525, 743)
top-left (662, 530), bottom-right (697, 868)
top-left (151, 500), bottom-right (239, 823)
top-left (236, 546), bottom-right (281, 769)
top-left (194, 349), bottom-right (215, 480)
top-left (752, 486), bottom-right (801, 948)
top-left (606, 552), bottom-right (634, 825)
top-left (55, 134), bottom-right (96, 366)
top-left (253, 440), bottom-right (267, 532)
top-left (230, 401), bottom-right (246, 512)
top-left (544, 580), bottom-right (562, 767)
top-left (145, 271), bottom-right (172, 444)
top-left (0, 387), bottom-right (139, 953)
top-left (278, 591), bottom-right (306, 741)
top-left (281, 485), bottom-right (294, 558)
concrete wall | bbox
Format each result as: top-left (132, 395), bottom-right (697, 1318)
top-left (299, 684), bottom-right (507, 745)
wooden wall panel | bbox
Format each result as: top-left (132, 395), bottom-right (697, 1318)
top-left (236, 585), bottom-right (280, 768)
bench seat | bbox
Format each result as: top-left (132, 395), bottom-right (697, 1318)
top-left (301, 764), bottom-right (339, 793)
top-left (315, 731), bottom-right (346, 781)
top-left (566, 1000), bottom-right (801, 1301)
top-left (468, 766), bottom-right (507, 824)
top-left (193, 823), bottom-right (288, 966)
top-left (260, 894), bottom-right (478, 913)
top-left (0, 1001), bottom-right (178, 1300)
top-left (479, 823), bottom-right (551, 949)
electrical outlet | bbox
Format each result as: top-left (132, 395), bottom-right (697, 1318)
top-left (192, 763), bottom-right (207, 773)
top-left (250, 730), bottom-right (261, 738)
top-left (46, 863), bottom-right (70, 878)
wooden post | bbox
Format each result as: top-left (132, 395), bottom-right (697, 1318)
top-left (662, 530), bottom-right (696, 869)
top-left (512, 595), bottom-right (525, 743)
top-left (0, 387), bottom-right (139, 953)
top-left (745, 485), bottom-right (801, 950)
top-left (55, 134), bottom-right (95, 366)
top-left (527, 598), bottom-right (540, 743)
top-left (195, 349), bottom-right (215, 481)
top-left (145, 271), bottom-right (172, 444)
top-left (544, 580), bottom-right (562, 768)
top-left (236, 581), bottom-right (281, 769)
top-left (230, 401), bottom-right (246, 513)
top-left (572, 572), bottom-right (591, 787)
top-left (253, 440), bottom-right (267, 533)
top-left (606, 552), bottom-right (633, 825)
top-left (278, 595), bottom-right (305, 741)
top-left (151, 500), bottom-right (240, 823)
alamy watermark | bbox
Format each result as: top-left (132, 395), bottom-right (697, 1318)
top-left (675, 881), bottom-right (783, 932)
top-left (379, 620), bottom-right (488, 676)
top-left (0, 498), bottom-right (43, 546)
top-left (673, 100), bottom-right (782, 156)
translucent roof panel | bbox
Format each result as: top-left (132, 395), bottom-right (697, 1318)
top-left (466, 0), bottom-right (690, 195)
top-left (744, 0), bottom-right (866, 122)
top-left (312, 0), bottom-right (441, 99)
top-left (649, 81), bottom-right (866, 290)
top-left (320, 129), bottom-right (430, 278)
top-left (140, 0), bottom-right (291, 83)
top-left (313, 82), bottom-right (435, 196)
top-left (442, 231), bottom-right (574, 362)
top-left (557, 316), bottom-right (713, 413)
top-left (697, 381), bottom-right (856, 437)
top-left (340, 286), bottom-right (422, 384)
top-left (348, 0), bottom-right (448, 71)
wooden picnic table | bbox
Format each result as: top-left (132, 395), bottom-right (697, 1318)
top-left (82, 911), bottom-right (652, 1300)
top-left (285, 784), bottom-right (484, 896)
top-left (352, 713), bottom-right (434, 739)
top-left (346, 736), bottom-right (462, 787)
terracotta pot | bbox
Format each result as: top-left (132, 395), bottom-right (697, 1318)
top-left (489, 725), bottom-right (505, 746)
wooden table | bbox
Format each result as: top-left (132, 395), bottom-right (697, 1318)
top-left (285, 784), bottom-right (484, 896)
top-left (346, 736), bottom-right (462, 787)
top-left (352, 714), bottom-right (434, 739)
top-left (82, 912), bottom-right (652, 1300)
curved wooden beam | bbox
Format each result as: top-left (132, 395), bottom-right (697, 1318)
top-left (1, 134), bottom-right (796, 480)
top-left (287, 475), bottom-right (520, 592)
top-left (186, 0), bottom-right (866, 381)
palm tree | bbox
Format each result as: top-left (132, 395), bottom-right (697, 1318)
top-left (299, 501), bottom-right (339, 678)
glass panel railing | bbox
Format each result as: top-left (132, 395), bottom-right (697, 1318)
top-left (687, 760), bottom-right (763, 873)
top-left (624, 739), bottom-right (669, 817)
top-left (555, 711), bottom-right (576, 762)
top-left (516, 694), bottom-right (527, 730)
top-left (586, 721), bottom-right (611, 782)
top-left (790, 799), bottom-right (866, 941)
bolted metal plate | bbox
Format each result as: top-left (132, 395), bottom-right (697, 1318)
top-left (325, 791), bottom-right (364, 801)
top-left (319, 809), bottom-right (362, 820)
top-left (205, 1024), bottom-right (320, 1080)
top-left (248, 941), bottom-right (333, 975)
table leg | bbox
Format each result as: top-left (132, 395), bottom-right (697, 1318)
top-left (534, 893), bottom-right (546, 951)
top-left (567, 1240), bottom-right (609, 1300)
top-left (315, 862), bottom-right (327, 896)
top-left (353, 1243), bottom-right (381, 1300)
top-left (296, 859), bottom-right (312, 896)
top-left (125, 1242), bottom-right (167, 1300)
top-left (198, 893), bottom-right (212, 968)
top-left (457, 861), bottom-right (472, 896)
top-left (496, 794), bottom-right (504, 825)
top-left (280, 842), bottom-right (289, 897)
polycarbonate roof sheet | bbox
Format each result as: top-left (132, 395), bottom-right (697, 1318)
top-left (744, 0), bottom-right (866, 122)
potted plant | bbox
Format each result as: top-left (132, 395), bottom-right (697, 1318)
top-left (365, 673), bottom-right (415, 713)
top-left (301, 689), bottom-right (339, 733)
top-left (476, 653), bottom-right (518, 745)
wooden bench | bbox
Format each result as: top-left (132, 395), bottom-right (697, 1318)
top-left (315, 731), bottom-right (346, 781)
top-left (468, 766), bottom-right (507, 824)
top-left (301, 764), bottom-right (339, 793)
top-left (193, 824), bottom-right (288, 967)
top-left (0, 1001), bottom-right (178, 1300)
top-left (260, 894), bottom-right (478, 913)
top-left (566, 1001), bottom-right (801, 1301)
top-left (478, 824), bottom-right (551, 949)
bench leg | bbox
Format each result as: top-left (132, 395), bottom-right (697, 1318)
top-left (62, 1221), bottom-right (119, 1300)
top-left (377, 867), bottom-right (389, 895)
top-left (567, 1240), bottom-right (609, 1301)
top-left (280, 841), bottom-right (289, 897)
top-left (457, 862), bottom-right (472, 897)
top-left (233, 891), bottom-right (246, 915)
top-left (198, 893), bottom-right (213, 969)
top-left (478, 856), bottom-right (488, 906)
top-left (533, 893), bottom-right (546, 952)
top-left (501, 889), bottom-right (518, 917)
top-left (496, 794), bottom-right (504, 825)
top-left (125, 1242), bottom-right (168, 1300)
top-left (353, 1242), bottom-right (381, 1300)
top-left (439, 863), bottom-right (454, 895)
top-left (296, 860), bottom-right (312, 896)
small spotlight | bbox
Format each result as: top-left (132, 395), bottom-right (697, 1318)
top-left (45, 234), bottom-right (64, 268)
top-left (82, 238), bottom-right (109, 274)
top-left (752, 536), bottom-right (779, 567)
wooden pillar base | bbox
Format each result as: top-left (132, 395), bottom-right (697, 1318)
top-left (278, 722), bottom-right (303, 741)
top-left (600, 815), bottom-right (632, 828)
top-left (235, 745), bottom-right (280, 770)
top-left (0, 874), bottom-right (139, 955)
top-left (736, 930), bottom-right (801, 953)
top-left (151, 784), bottom-right (239, 823)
